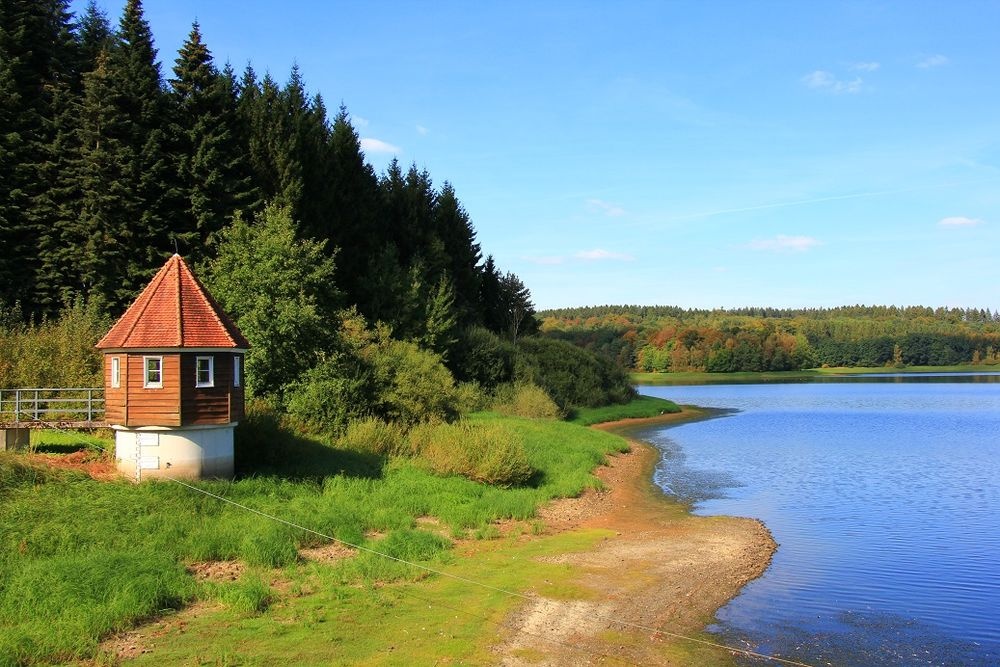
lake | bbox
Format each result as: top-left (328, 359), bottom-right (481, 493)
top-left (636, 374), bottom-right (1000, 666)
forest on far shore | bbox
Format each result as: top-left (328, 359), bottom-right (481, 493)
top-left (540, 305), bottom-right (1000, 373)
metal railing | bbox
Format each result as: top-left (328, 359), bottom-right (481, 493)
top-left (0, 387), bottom-right (105, 427)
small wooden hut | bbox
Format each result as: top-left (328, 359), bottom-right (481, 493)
top-left (95, 254), bottom-right (249, 480)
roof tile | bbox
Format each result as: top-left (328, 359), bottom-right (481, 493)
top-left (96, 254), bottom-right (250, 349)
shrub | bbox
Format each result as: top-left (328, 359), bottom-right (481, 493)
top-left (454, 382), bottom-right (487, 414)
top-left (285, 354), bottom-right (374, 434)
top-left (234, 398), bottom-right (287, 472)
top-left (368, 339), bottom-right (459, 426)
top-left (408, 420), bottom-right (533, 487)
top-left (0, 299), bottom-right (107, 389)
top-left (448, 326), bottom-right (518, 388)
top-left (515, 336), bottom-right (635, 409)
top-left (491, 382), bottom-right (561, 419)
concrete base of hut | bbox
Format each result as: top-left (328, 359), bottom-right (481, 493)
top-left (113, 423), bottom-right (235, 481)
top-left (0, 428), bottom-right (30, 451)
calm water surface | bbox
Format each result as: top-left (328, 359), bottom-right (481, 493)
top-left (637, 374), bottom-right (1000, 666)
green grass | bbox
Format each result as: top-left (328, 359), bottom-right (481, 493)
top-left (631, 364), bottom-right (998, 385)
top-left (29, 427), bottom-right (113, 454)
top-left (0, 413), bottom-right (630, 665)
top-left (567, 395), bottom-right (682, 426)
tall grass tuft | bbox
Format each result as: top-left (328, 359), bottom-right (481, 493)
top-left (409, 420), bottom-right (534, 487)
top-left (212, 573), bottom-right (274, 615)
top-left (337, 417), bottom-right (406, 457)
top-left (491, 382), bottom-right (562, 419)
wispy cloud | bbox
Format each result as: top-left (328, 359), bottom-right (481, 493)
top-left (938, 216), bottom-right (984, 227)
top-left (575, 249), bottom-right (635, 261)
top-left (748, 235), bottom-right (821, 252)
top-left (802, 70), bottom-right (863, 94)
top-left (850, 61), bottom-right (880, 72)
top-left (917, 54), bottom-right (949, 69)
top-left (360, 137), bottom-right (400, 154)
top-left (416, 124), bottom-right (429, 136)
top-left (352, 115), bottom-right (370, 128)
top-left (586, 198), bottom-right (626, 217)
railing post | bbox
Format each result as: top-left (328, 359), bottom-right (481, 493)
top-left (87, 388), bottom-right (93, 423)
top-left (14, 390), bottom-right (20, 424)
top-left (33, 389), bottom-right (39, 420)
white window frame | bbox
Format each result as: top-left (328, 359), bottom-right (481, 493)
top-left (233, 356), bottom-right (241, 388)
top-left (195, 355), bottom-right (215, 388)
top-left (143, 356), bottom-right (163, 389)
top-left (111, 357), bottom-right (121, 388)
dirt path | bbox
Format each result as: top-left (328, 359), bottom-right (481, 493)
top-left (495, 414), bottom-right (776, 665)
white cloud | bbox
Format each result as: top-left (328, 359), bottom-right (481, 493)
top-left (917, 54), bottom-right (949, 69)
top-left (850, 61), bottom-right (880, 72)
top-left (575, 249), bottom-right (635, 261)
top-left (352, 115), bottom-right (370, 128)
top-left (416, 124), bottom-right (429, 136)
top-left (802, 70), bottom-right (863, 94)
top-left (585, 198), bottom-right (625, 217)
top-left (938, 216), bottom-right (984, 227)
top-left (748, 235), bottom-right (821, 252)
top-left (360, 137), bottom-right (400, 154)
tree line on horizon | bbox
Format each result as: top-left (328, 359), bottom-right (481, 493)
top-left (539, 305), bottom-right (1000, 373)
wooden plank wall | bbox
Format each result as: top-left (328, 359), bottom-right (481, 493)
top-left (103, 354), bottom-right (127, 424)
top-left (103, 352), bottom-right (245, 427)
top-left (180, 353), bottom-right (234, 425)
top-left (124, 353), bottom-right (181, 426)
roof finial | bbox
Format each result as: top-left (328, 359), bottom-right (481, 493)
top-left (173, 237), bottom-right (180, 256)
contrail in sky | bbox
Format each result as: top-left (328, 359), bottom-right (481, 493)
top-left (662, 176), bottom-right (1000, 222)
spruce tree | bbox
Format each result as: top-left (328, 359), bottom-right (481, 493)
top-left (434, 182), bottom-right (482, 326)
top-left (322, 105), bottom-right (380, 305)
top-left (72, 49), bottom-right (136, 311)
top-left (168, 22), bottom-right (252, 265)
top-left (106, 0), bottom-right (173, 304)
top-left (0, 0), bottom-right (79, 313)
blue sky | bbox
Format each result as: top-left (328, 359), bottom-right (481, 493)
top-left (79, 1), bottom-right (1000, 310)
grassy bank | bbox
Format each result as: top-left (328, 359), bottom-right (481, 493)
top-left (0, 413), bottom-right (630, 665)
top-left (632, 364), bottom-right (998, 385)
top-left (568, 395), bottom-right (681, 425)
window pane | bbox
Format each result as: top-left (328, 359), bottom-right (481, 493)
top-left (196, 357), bottom-right (214, 387)
top-left (145, 357), bottom-right (162, 386)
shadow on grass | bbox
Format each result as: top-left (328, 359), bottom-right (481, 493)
top-left (235, 409), bottom-right (384, 481)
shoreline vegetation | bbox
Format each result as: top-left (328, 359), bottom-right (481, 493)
top-left (0, 399), bottom-right (776, 665)
top-left (632, 364), bottom-right (999, 385)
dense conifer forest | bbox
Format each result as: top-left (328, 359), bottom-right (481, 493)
top-left (0, 0), bottom-right (633, 418)
top-left (540, 305), bottom-right (1000, 372)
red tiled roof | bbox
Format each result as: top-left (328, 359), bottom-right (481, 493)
top-left (96, 254), bottom-right (250, 350)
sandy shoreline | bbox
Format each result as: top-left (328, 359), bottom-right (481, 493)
top-left (496, 410), bottom-right (777, 665)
